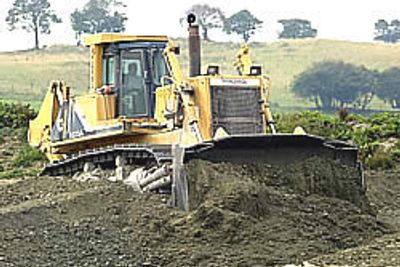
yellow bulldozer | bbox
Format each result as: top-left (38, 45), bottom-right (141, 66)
top-left (28, 15), bottom-right (362, 209)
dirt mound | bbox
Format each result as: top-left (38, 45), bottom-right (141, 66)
top-left (1, 181), bottom-right (145, 267)
top-left (366, 169), bottom-right (400, 230)
top-left (180, 159), bottom-right (387, 266)
top-left (0, 176), bottom-right (95, 208)
top-left (0, 158), bottom-right (391, 267)
top-left (186, 157), bottom-right (368, 213)
top-left (309, 232), bottom-right (400, 266)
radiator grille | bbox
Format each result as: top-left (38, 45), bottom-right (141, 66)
top-left (210, 86), bottom-right (263, 135)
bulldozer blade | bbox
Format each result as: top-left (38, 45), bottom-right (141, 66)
top-left (184, 134), bottom-right (360, 167)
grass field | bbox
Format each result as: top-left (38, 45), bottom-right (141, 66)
top-left (0, 39), bottom-right (399, 111)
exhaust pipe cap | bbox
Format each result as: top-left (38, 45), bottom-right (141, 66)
top-left (187, 13), bottom-right (196, 25)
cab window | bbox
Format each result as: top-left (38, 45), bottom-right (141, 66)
top-left (151, 48), bottom-right (170, 86)
top-left (120, 50), bottom-right (147, 117)
top-left (102, 56), bottom-right (115, 85)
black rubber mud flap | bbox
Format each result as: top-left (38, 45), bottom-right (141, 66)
top-left (184, 134), bottom-right (359, 167)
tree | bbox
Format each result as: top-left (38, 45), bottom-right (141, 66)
top-left (71, 0), bottom-right (127, 44)
top-left (376, 68), bottom-right (400, 108)
top-left (374, 19), bottom-right (400, 43)
top-left (181, 4), bottom-right (224, 41)
top-left (292, 61), bottom-right (376, 110)
top-left (6, 0), bottom-right (61, 50)
top-left (223, 10), bottom-right (262, 42)
top-left (278, 19), bottom-right (317, 39)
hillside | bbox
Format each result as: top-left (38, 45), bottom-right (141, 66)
top-left (0, 39), bottom-right (399, 111)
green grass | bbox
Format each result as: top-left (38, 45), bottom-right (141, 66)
top-left (0, 45), bottom-right (89, 106)
top-left (12, 145), bottom-right (45, 168)
top-left (367, 151), bottom-right (395, 170)
top-left (1, 40), bottom-right (400, 111)
top-left (0, 127), bottom-right (45, 179)
top-left (275, 111), bottom-right (400, 169)
top-left (0, 168), bottom-right (40, 179)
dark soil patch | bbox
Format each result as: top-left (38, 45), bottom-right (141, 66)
top-left (0, 176), bottom-right (95, 208)
top-left (0, 158), bottom-right (394, 267)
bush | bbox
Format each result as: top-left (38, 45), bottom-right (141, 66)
top-left (0, 132), bottom-right (4, 144)
top-left (275, 111), bottom-right (400, 169)
top-left (13, 145), bottom-right (45, 168)
top-left (376, 67), bottom-right (400, 108)
top-left (392, 140), bottom-right (400, 160)
top-left (12, 127), bottom-right (29, 142)
top-left (0, 102), bottom-right (37, 129)
top-left (292, 61), bottom-right (376, 110)
top-left (367, 151), bottom-right (394, 170)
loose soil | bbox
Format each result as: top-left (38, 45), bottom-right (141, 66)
top-left (0, 157), bottom-right (399, 267)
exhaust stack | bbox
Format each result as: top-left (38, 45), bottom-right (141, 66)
top-left (187, 14), bottom-right (201, 77)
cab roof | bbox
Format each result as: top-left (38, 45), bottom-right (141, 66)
top-left (84, 33), bottom-right (169, 46)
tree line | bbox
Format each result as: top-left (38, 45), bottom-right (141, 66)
top-left (6, 0), bottom-right (127, 49)
top-left (5, 1), bottom-right (400, 50)
top-left (182, 4), bottom-right (318, 42)
top-left (292, 62), bottom-right (400, 110)
top-left (5, 1), bottom-right (320, 49)
top-left (374, 19), bottom-right (400, 43)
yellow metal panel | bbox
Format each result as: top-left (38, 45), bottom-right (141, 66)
top-left (202, 74), bottom-right (262, 81)
top-left (189, 77), bottom-right (213, 141)
top-left (90, 45), bottom-right (103, 90)
top-left (52, 129), bottom-right (181, 155)
top-left (234, 43), bottom-right (253, 75)
top-left (28, 85), bottom-right (59, 147)
top-left (154, 85), bottom-right (173, 123)
top-left (75, 94), bottom-right (98, 127)
top-left (84, 34), bottom-right (168, 46)
top-left (260, 77), bottom-right (272, 132)
top-left (96, 94), bottom-right (116, 121)
top-left (75, 94), bottom-right (117, 125)
top-left (164, 42), bottom-right (184, 83)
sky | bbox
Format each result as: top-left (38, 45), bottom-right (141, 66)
top-left (0, 0), bottom-right (399, 51)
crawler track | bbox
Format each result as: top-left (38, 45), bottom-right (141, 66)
top-left (42, 144), bottom-right (173, 176)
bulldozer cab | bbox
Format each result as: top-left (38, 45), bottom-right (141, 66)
top-left (86, 34), bottom-right (170, 119)
top-left (104, 43), bottom-right (169, 118)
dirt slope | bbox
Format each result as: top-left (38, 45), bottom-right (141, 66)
top-left (1, 158), bottom-right (397, 267)
top-left (306, 168), bottom-right (400, 267)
